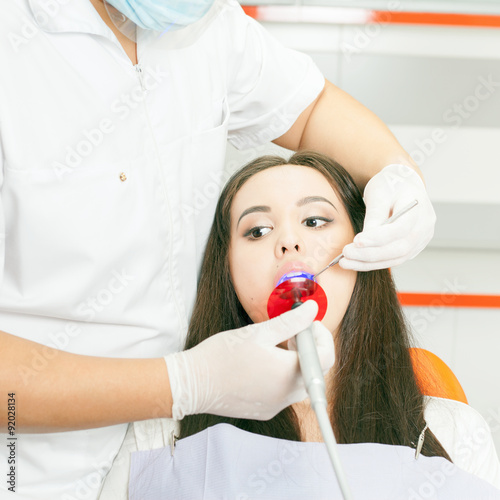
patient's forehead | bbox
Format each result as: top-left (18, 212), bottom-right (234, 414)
top-left (232, 164), bottom-right (339, 209)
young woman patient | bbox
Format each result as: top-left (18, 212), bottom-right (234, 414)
top-left (99, 151), bottom-right (500, 497)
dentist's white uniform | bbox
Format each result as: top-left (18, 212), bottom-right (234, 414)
top-left (0, 1), bottom-right (324, 498)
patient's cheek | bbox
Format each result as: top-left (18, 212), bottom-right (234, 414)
top-left (238, 293), bottom-right (270, 324)
top-left (319, 267), bottom-right (357, 333)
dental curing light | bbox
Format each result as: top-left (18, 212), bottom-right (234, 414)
top-left (267, 271), bottom-right (327, 320)
top-left (267, 272), bottom-right (353, 500)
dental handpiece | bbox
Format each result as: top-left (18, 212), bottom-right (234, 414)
top-left (313, 199), bottom-right (419, 279)
top-left (291, 300), bottom-right (353, 500)
top-left (291, 299), bottom-right (327, 407)
top-left (267, 276), bottom-right (352, 499)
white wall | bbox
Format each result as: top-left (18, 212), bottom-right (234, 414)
top-left (394, 248), bottom-right (500, 455)
top-left (224, 13), bottom-right (500, 454)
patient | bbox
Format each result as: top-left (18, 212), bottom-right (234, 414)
top-left (99, 151), bottom-right (500, 498)
top-left (182, 150), bottom-right (450, 452)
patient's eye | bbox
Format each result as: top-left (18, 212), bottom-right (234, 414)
top-left (244, 226), bottom-right (272, 240)
top-left (302, 217), bottom-right (333, 229)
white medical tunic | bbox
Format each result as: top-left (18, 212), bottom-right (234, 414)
top-left (0, 1), bottom-right (325, 498)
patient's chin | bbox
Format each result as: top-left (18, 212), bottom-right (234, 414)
top-left (244, 304), bottom-right (269, 324)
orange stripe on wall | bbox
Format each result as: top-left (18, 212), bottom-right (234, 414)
top-left (398, 293), bottom-right (500, 308)
top-left (372, 11), bottom-right (500, 28)
top-left (242, 5), bottom-right (258, 19)
top-left (242, 6), bottom-right (500, 28)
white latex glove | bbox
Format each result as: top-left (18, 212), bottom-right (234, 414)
top-left (164, 300), bottom-right (335, 421)
top-left (341, 164), bottom-right (436, 271)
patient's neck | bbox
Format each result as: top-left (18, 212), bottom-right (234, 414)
top-left (292, 369), bottom-right (335, 443)
top-left (293, 400), bottom-right (325, 442)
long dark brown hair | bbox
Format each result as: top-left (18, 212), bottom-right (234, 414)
top-left (180, 150), bottom-right (451, 461)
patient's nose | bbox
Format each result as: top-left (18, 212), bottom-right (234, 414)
top-left (276, 229), bottom-right (304, 257)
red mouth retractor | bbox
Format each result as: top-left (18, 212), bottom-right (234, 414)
top-left (267, 271), bottom-right (327, 321)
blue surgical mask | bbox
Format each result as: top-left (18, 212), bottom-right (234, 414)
top-left (104, 0), bottom-right (215, 32)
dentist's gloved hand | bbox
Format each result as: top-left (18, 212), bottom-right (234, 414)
top-left (341, 164), bottom-right (436, 271)
top-left (164, 300), bottom-right (334, 421)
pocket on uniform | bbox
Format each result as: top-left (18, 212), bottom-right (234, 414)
top-left (187, 96), bottom-right (230, 251)
top-left (161, 96), bottom-right (231, 316)
top-left (192, 95), bottom-right (230, 139)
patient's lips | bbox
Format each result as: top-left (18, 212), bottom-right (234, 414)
top-left (273, 261), bottom-right (316, 288)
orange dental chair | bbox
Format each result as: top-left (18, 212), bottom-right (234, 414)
top-left (410, 348), bottom-right (468, 404)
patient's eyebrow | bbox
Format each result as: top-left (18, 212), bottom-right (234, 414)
top-left (237, 196), bottom-right (338, 228)
top-left (237, 205), bottom-right (270, 228)
top-left (297, 196), bottom-right (338, 213)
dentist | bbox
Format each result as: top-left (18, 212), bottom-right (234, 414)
top-left (0, 0), bottom-right (435, 498)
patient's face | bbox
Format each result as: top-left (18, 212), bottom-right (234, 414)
top-left (229, 164), bottom-right (357, 336)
